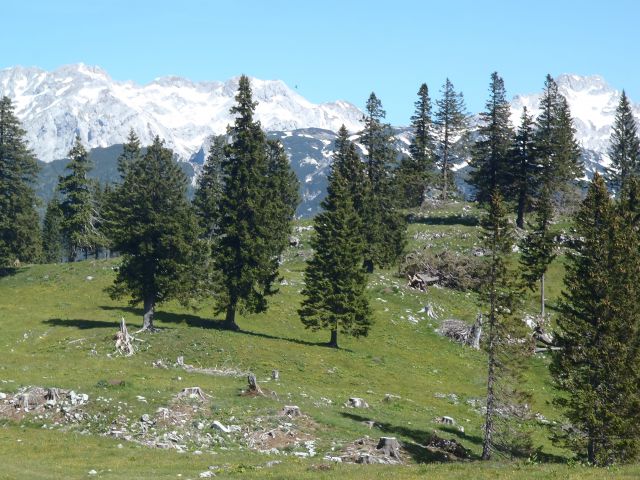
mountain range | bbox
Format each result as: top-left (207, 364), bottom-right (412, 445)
top-left (0, 64), bottom-right (636, 213)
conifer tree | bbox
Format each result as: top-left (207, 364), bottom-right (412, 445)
top-left (511, 107), bottom-right (539, 228)
top-left (117, 129), bottom-right (142, 180)
top-left (606, 90), bottom-right (640, 195)
top-left (42, 196), bottom-right (65, 263)
top-left (58, 137), bottom-right (100, 261)
top-left (194, 135), bottom-right (226, 240)
top-left (0, 96), bottom-right (41, 269)
top-left (360, 93), bottom-right (405, 272)
top-left (470, 72), bottom-right (514, 204)
top-left (299, 135), bottom-right (371, 348)
top-left (334, 125), bottom-right (368, 215)
top-left (519, 186), bottom-right (556, 317)
top-left (106, 136), bottom-right (204, 331)
top-left (435, 79), bottom-right (466, 200)
top-left (552, 173), bottom-right (640, 465)
top-left (214, 75), bottom-right (295, 330)
top-left (481, 191), bottom-right (531, 460)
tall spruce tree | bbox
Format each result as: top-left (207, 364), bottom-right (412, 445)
top-left (0, 96), bottom-right (41, 269)
top-left (106, 136), bottom-right (204, 331)
top-left (58, 137), bottom-right (100, 261)
top-left (535, 75), bottom-right (583, 194)
top-left (194, 135), bottom-right (226, 241)
top-left (117, 129), bottom-right (142, 179)
top-left (552, 173), bottom-right (640, 465)
top-left (214, 75), bottom-right (295, 330)
top-left (42, 196), bottom-right (65, 263)
top-left (360, 93), bottom-right (405, 272)
top-left (519, 186), bottom-right (556, 317)
top-left (511, 107), bottom-right (539, 228)
top-left (397, 84), bottom-right (436, 207)
top-left (299, 135), bottom-right (371, 348)
top-left (481, 190), bottom-right (531, 460)
top-left (435, 78), bottom-right (466, 200)
top-left (334, 125), bottom-right (368, 215)
top-left (606, 90), bottom-right (640, 195)
top-left (470, 72), bottom-right (514, 204)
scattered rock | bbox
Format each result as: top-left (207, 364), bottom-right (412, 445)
top-left (280, 405), bottom-right (301, 417)
top-left (345, 397), bottom-right (369, 408)
top-left (425, 432), bottom-right (471, 459)
top-left (383, 394), bottom-right (400, 403)
top-left (435, 415), bottom-right (456, 425)
top-left (176, 387), bottom-right (208, 402)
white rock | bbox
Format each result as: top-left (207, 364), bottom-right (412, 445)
top-left (211, 420), bottom-right (231, 433)
top-left (88, 470), bottom-right (97, 475)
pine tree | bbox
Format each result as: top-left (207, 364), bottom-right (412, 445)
top-left (106, 136), bottom-right (204, 331)
top-left (397, 84), bottom-right (436, 207)
top-left (552, 173), bottom-right (640, 465)
top-left (606, 91), bottom-right (640, 196)
top-left (117, 129), bottom-right (142, 180)
top-left (481, 190), bottom-right (531, 460)
top-left (194, 135), bottom-right (226, 240)
top-left (519, 186), bottom-right (556, 317)
top-left (534, 75), bottom-right (583, 194)
top-left (58, 137), bottom-right (100, 261)
top-left (334, 125), bottom-right (368, 215)
top-left (435, 78), bottom-right (466, 201)
top-left (511, 107), bottom-right (539, 228)
top-left (214, 75), bottom-right (295, 330)
top-left (470, 72), bottom-right (514, 204)
top-left (360, 93), bottom-right (405, 272)
top-left (299, 135), bottom-right (371, 348)
top-left (42, 196), bottom-right (65, 263)
top-left (0, 96), bottom-right (41, 269)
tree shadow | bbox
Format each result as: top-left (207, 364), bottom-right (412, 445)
top-left (98, 305), bottom-right (337, 349)
top-left (43, 318), bottom-right (122, 329)
top-left (408, 214), bottom-right (480, 227)
top-left (340, 412), bottom-right (482, 463)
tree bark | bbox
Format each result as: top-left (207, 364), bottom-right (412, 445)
top-left (540, 273), bottom-right (545, 317)
top-left (224, 301), bottom-right (240, 331)
top-left (516, 191), bottom-right (526, 229)
top-left (328, 328), bottom-right (338, 348)
top-left (141, 295), bottom-right (155, 331)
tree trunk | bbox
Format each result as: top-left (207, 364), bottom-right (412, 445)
top-left (363, 258), bottom-right (374, 274)
top-left (328, 328), bottom-right (338, 348)
top-left (540, 273), bottom-right (545, 317)
top-left (588, 437), bottom-right (595, 465)
top-left (442, 155), bottom-right (448, 201)
top-left (141, 295), bottom-right (155, 331)
top-left (224, 301), bottom-right (239, 331)
top-left (516, 191), bottom-right (526, 229)
top-left (482, 322), bottom-right (496, 460)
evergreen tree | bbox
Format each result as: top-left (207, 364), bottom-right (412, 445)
top-left (58, 137), bottom-right (100, 261)
top-left (470, 72), bottom-right (514, 204)
top-left (194, 135), bottom-right (226, 240)
top-left (552, 173), bottom-right (640, 465)
top-left (0, 96), bottom-right (41, 269)
top-left (299, 136), bottom-right (371, 348)
top-left (511, 107), bottom-right (539, 228)
top-left (106, 136), bottom-right (204, 331)
top-left (397, 84), bottom-right (436, 207)
top-left (334, 125), bottom-right (368, 215)
top-left (42, 195), bottom-right (65, 263)
top-left (214, 75), bottom-right (295, 330)
top-left (519, 186), bottom-right (556, 317)
top-left (534, 75), bottom-right (583, 194)
top-left (481, 191), bottom-right (531, 459)
top-left (359, 93), bottom-right (405, 272)
top-left (606, 91), bottom-right (640, 195)
top-left (117, 129), bottom-right (142, 180)
top-left (435, 78), bottom-right (466, 200)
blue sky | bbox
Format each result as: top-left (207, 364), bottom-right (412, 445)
top-left (2, 0), bottom-right (638, 125)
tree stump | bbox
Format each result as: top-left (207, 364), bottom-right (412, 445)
top-left (114, 317), bottom-right (135, 356)
top-left (376, 437), bottom-right (402, 460)
top-left (247, 373), bottom-right (264, 396)
top-left (281, 405), bottom-right (301, 417)
top-left (271, 369), bottom-right (279, 381)
top-left (176, 387), bottom-right (208, 401)
top-left (345, 397), bottom-right (369, 408)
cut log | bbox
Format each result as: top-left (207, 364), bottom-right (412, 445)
top-left (247, 373), bottom-right (264, 396)
top-left (376, 437), bottom-right (402, 460)
top-left (281, 405), bottom-right (301, 417)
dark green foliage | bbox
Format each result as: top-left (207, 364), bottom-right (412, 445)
top-left (106, 136), bottom-right (204, 330)
top-left (535, 75), bottom-right (583, 194)
top-left (299, 135), bottom-right (371, 348)
top-left (360, 93), bottom-right (406, 272)
top-left (117, 129), bottom-right (141, 179)
top-left (41, 196), bottom-right (65, 263)
top-left (435, 79), bottom-right (466, 200)
top-left (0, 96), bottom-right (41, 269)
top-left (397, 84), bottom-right (436, 207)
top-left (552, 173), bottom-right (640, 465)
top-left (481, 191), bottom-right (531, 460)
top-left (470, 72), bottom-right (514, 204)
top-left (519, 186), bottom-right (556, 316)
top-left (58, 137), bottom-right (101, 261)
top-left (606, 91), bottom-right (640, 196)
top-left (511, 107), bottom-right (539, 228)
top-left (194, 135), bottom-right (226, 240)
top-left (215, 75), bottom-right (296, 329)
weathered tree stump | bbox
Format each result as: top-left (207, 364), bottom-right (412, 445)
top-left (271, 369), bottom-right (279, 381)
top-left (247, 373), bottom-right (264, 396)
top-left (376, 437), bottom-right (402, 460)
top-left (114, 317), bottom-right (135, 356)
top-left (176, 387), bottom-right (208, 401)
top-left (281, 405), bottom-right (301, 417)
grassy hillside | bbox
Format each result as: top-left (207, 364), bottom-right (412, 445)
top-left (0, 204), bottom-right (637, 479)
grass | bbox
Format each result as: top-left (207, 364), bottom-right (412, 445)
top-left (0, 202), bottom-right (638, 479)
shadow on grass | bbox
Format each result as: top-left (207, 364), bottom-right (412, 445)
top-left (97, 305), bottom-right (335, 349)
top-left (43, 318), bottom-right (121, 329)
top-left (408, 214), bottom-right (479, 227)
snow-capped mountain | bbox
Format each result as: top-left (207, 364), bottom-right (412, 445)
top-left (0, 63), bottom-right (363, 162)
